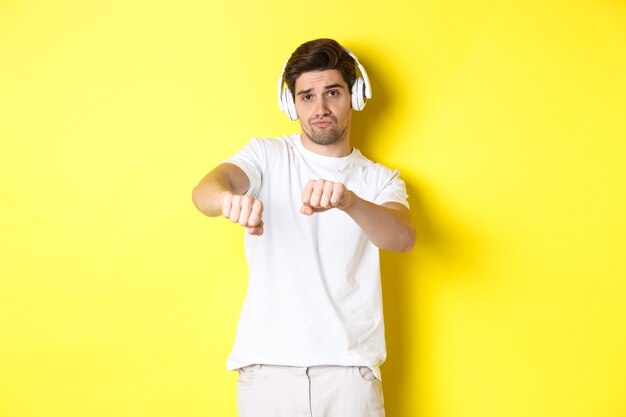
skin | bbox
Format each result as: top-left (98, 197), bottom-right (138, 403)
top-left (295, 70), bottom-right (353, 156)
top-left (192, 69), bottom-right (416, 252)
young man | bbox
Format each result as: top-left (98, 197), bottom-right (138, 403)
top-left (192, 38), bottom-right (415, 417)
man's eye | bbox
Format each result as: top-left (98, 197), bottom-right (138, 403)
top-left (302, 94), bottom-right (312, 101)
top-left (327, 90), bottom-right (338, 96)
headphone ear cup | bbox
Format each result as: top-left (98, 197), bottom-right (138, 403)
top-left (283, 88), bottom-right (299, 121)
top-left (351, 77), bottom-right (366, 111)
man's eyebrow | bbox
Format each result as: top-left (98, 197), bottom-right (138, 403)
top-left (296, 84), bottom-right (346, 96)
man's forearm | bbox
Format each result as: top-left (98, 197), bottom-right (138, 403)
top-left (193, 163), bottom-right (252, 217)
top-left (193, 164), bottom-right (263, 234)
top-left (192, 173), bottom-right (231, 217)
top-left (342, 194), bottom-right (416, 252)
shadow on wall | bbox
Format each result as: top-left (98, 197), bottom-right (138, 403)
top-left (379, 182), bottom-right (437, 417)
top-left (380, 180), bottom-right (481, 416)
top-left (347, 44), bottom-right (401, 159)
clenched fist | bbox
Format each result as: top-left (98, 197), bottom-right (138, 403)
top-left (221, 192), bottom-right (264, 235)
top-left (301, 179), bottom-right (355, 216)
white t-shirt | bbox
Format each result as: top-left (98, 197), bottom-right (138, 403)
top-left (225, 133), bottom-right (409, 380)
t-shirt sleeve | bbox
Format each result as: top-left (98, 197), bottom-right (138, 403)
top-left (224, 138), bottom-right (267, 198)
top-left (373, 168), bottom-right (410, 209)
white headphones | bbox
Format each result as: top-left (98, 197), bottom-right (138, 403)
top-left (277, 48), bottom-right (372, 121)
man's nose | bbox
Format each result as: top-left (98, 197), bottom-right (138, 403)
top-left (315, 97), bottom-right (330, 116)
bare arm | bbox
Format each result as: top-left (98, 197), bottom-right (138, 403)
top-left (343, 199), bottom-right (415, 252)
top-left (301, 179), bottom-right (416, 252)
top-left (192, 163), bottom-right (264, 235)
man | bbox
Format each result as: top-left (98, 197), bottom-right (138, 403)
top-left (192, 38), bottom-right (415, 417)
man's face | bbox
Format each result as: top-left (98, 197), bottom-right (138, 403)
top-left (294, 69), bottom-right (352, 146)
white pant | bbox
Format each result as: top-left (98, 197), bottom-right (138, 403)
top-left (236, 364), bottom-right (385, 417)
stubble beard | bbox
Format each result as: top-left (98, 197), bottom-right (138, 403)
top-left (302, 117), bottom-right (349, 146)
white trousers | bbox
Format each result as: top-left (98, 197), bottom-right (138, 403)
top-left (236, 364), bottom-right (385, 417)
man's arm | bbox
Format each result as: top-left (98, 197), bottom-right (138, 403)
top-left (301, 179), bottom-right (416, 252)
top-left (192, 163), bottom-right (264, 235)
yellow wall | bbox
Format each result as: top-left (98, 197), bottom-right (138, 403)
top-left (1, 0), bottom-right (625, 416)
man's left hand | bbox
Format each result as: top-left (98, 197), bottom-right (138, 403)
top-left (301, 179), bottom-right (355, 215)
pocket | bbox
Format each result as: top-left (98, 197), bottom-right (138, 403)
top-left (357, 366), bottom-right (379, 382)
top-left (237, 364), bottom-right (262, 386)
top-left (356, 366), bottom-right (385, 416)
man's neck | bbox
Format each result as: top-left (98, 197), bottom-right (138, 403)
top-left (299, 131), bottom-right (353, 158)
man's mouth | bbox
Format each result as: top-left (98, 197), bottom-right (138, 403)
top-left (312, 119), bottom-right (332, 127)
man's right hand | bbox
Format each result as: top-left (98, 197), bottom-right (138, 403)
top-left (221, 192), bottom-right (264, 235)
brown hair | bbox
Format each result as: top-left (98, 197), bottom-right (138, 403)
top-left (283, 38), bottom-right (357, 98)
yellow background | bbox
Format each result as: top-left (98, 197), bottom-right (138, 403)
top-left (1, 0), bottom-right (625, 416)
